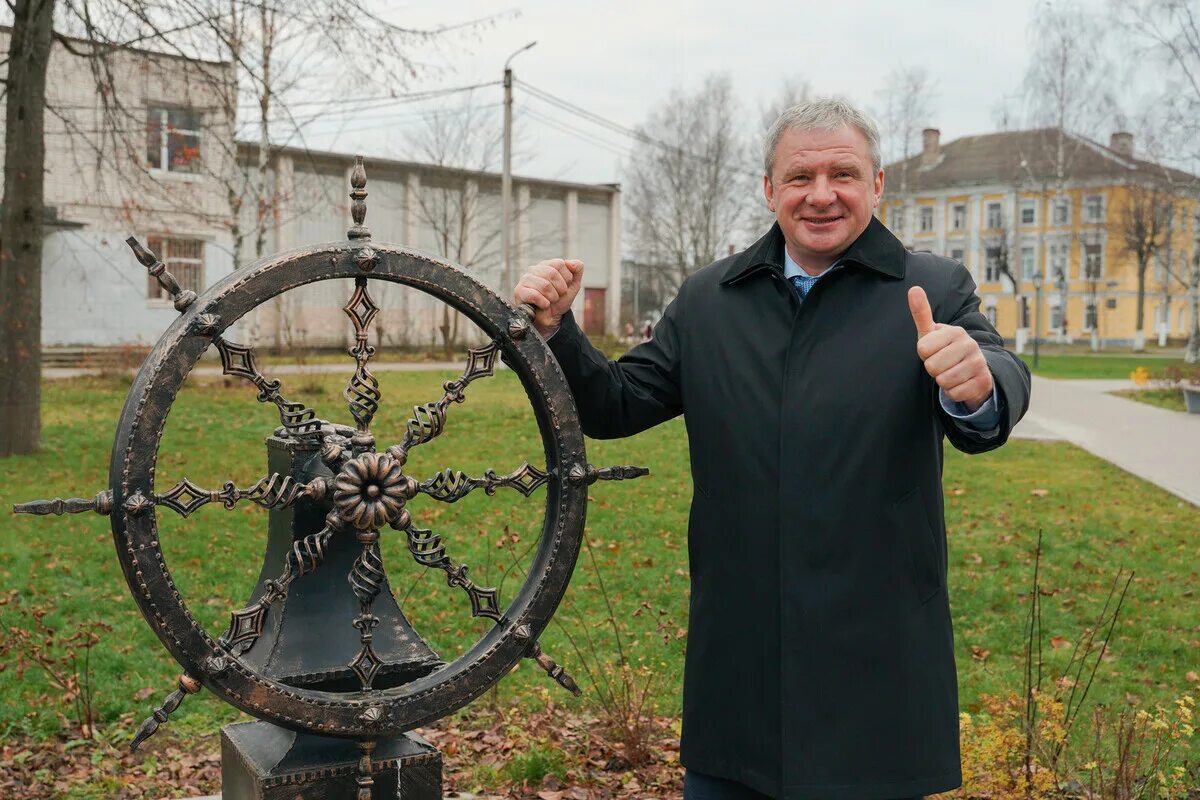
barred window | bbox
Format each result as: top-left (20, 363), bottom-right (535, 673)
top-left (986, 202), bottom-right (1003, 229)
top-left (147, 236), bottom-right (205, 301)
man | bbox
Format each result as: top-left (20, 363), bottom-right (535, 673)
top-left (514, 99), bottom-right (1030, 800)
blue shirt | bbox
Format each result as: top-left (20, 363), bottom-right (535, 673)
top-left (782, 250), bottom-right (1002, 435)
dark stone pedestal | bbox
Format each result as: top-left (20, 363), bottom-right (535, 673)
top-left (221, 721), bottom-right (442, 799)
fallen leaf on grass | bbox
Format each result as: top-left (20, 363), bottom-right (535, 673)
top-left (1050, 636), bottom-right (1071, 650)
top-left (970, 645), bottom-right (990, 661)
top-left (537, 791), bottom-right (564, 800)
top-left (1030, 488), bottom-right (1049, 498)
top-left (1186, 671), bottom-right (1199, 682)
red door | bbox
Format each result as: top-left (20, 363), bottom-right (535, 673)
top-left (583, 288), bottom-right (607, 336)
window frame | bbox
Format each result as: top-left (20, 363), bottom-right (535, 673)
top-left (1082, 193), bottom-right (1105, 224)
top-left (1020, 199), bottom-right (1037, 226)
top-left (146, 106), bottom-right (203, 174)
top-left (986, 202), bottom-right (1003, 230)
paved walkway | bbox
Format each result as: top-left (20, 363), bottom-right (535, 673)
top-left (1013, 375), bottom-right (1200, 507)
top-left (44, 360), bottom-right (471, 380)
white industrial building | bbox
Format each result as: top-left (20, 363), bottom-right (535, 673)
top-left (0, 28), bottom-right (622, 356)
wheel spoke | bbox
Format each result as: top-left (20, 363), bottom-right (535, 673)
top-left (154, 474), bottom-right (328, 517)
top-left (397, 343), bottom-right (499, 453)
top-left (395, 520), bottom-right (501, 622)
top-left (218, 523), bottom-right (337, 654)
top-left (417, 461), bottom-right (548, 504)
top-left (129, 673), bottom-right (202, 750)
top-left (343, 277), bottom-right (382, 434)
top-left (212, 335), bottom-right (324, 441)
top-left (393, 517), bottom-right (578, 694)
top-left (13, 490), bottom-right (113, 516)
top-left (348, 533), bottom-right (386, 691)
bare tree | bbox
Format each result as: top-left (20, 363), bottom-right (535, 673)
top-left (1117, 176), bottom-right (1175, 350)
top-left (0, 1), bottom-right (491, 452)
top-left (758, 76), bottom-right (812, 135)
top-left (1011, 1), bottom-right (1114, 351)
top-left (406, 90), bottom-right (503, 356)
top-left (0, 0), bottom-right (56, 456)
top-left (874, 65), bottom-right (937, 204)
top-left (625, 73), bottom-right (755, 302)
top-left (1112, 0), bottom-right (1200, 360)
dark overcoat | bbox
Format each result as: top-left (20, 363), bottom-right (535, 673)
top-left (545, 218), bottom-right (1031, 800)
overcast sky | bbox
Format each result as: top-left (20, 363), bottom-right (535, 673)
top-left (295, 0), bottom-right (1108, 186)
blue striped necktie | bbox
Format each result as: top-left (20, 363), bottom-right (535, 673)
top-left (790, 273), bottom-right (818, 299)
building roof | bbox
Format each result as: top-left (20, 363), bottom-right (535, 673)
top-left (884, 128), bottom-right (1198, 193)
top-left (238, 141), bottom-right (620, 197)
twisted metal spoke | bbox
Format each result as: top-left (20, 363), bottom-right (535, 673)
top-left (343, 277), bottom-right (381, 433)
top-left (398, 343), bottom-right (499, 452)
top-left (396, 521), bottom-right (501, 622)
top-left (218, 524), bottom-right (337, 654)
top-left (153, 474), bottom-right (328, 517)
top-left (212, 336), bottom-right (323, 441)
top-left (393, 518), bottom-right (578, 695)
top-left (417, 461), bottom-right (548, 504)
top-left (348, 536), bottom-right (386, 690)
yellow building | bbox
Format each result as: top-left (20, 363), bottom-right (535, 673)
top-left (879, 128), bottom-right (1198, 350)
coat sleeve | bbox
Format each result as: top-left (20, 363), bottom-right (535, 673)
top-left (544, 298), bottom-right (684, 440)
top-left (935, 264), bottom-right (1031, 454)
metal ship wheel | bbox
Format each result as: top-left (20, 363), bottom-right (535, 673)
top-left (14, 158), bottom-right (647, 782)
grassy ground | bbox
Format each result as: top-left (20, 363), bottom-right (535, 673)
top-left (1020, 353), bottom-right (1188, 379)
top-left (1111, 388), bottom-right (1190, 413)
top-left (2, 371), bottom-right (1198, 774)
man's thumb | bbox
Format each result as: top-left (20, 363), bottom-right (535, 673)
top-left (908, 286), bottom-right (936, 337)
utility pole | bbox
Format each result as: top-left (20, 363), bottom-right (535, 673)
top-left (501, 41), bottom-right (536, 296)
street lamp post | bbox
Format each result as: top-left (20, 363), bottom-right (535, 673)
top-left (1033, 271), bottom-right (1044, 368)
top-left (501, 41), bottom-right (537, 297)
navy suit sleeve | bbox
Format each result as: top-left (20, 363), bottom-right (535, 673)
top-left (545, 299), bottom-right (684, 440)
top-left (934, 264), bottom-right (1031, 454)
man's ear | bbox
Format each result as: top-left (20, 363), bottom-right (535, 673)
top-left (873, 169), bottom-right (885, 207)
top-left (763, 174), bottom-right (775, 212)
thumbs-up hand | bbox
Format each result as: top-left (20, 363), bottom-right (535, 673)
top-left (908, 286), bottom-right (994, 412)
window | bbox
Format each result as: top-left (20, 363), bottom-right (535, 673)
top-left (1082, 242), bottom-right (1103, 279)
top-left (1049, 243), bottom-right (1068, 282)
top-left (1020, 200), bottom-right (1036, 226)
top-left (985, 246), bottom-right (1004, 282)
top-left (891, 205), bottom-right (905, 233)
top-left (1052, 197), bottom-right (1070, 226)
top-left (985, 305), bottom-right (998, 326)
top-left (951, 204), bottom-right (967, 231)
top-left (950, 248), bottom-right (965, 265)
top-left (1083, 194), bottom-right (1105, 223)
top-left (1019, 296), bottom-right (1030, 328)
top-left (1155, 251), bottom-right (1167, 282)
top-left (1020, 246), bottom-right (1036, 279)
top-left (919, 206), bottom-right (934, 233)
top-left (147, 107), bottom-right (202, 173)
top-left (1084, 301), bottom-right (1098, 331)
top-left (146, 236), bottom-right (205, 300)
top-left (986, 202), bottom-right (1003, 229)
top-left (1049, 298), bottom-right (1064, 331)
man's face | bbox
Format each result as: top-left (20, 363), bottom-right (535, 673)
top-left (763, 125), bottom-right (884, 272)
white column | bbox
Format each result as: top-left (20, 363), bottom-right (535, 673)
top-left (607, 189), bottom-right (622, 336)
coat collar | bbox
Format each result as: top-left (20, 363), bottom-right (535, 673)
top-left (720, 216), bottom-right (907, 286)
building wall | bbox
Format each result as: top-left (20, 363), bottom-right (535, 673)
top-left (880, 182), bottom-right (1199, 346)
top-left (0, 30), bottom-right (238, 347)
top-left (244, 149), bottom-right (622, 350)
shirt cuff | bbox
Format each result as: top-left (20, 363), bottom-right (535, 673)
top-left (939, 386), bottom-right (1001, 435)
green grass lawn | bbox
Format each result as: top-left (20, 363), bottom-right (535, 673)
top-left (1110, 387), bottom-right (1189, 413)
top-left (1020, 353), bottom-right (1188, 380)
top-left (2, 370), bottom-right (1198, 764)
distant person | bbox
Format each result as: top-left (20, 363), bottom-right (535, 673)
top-left (515, 98), bottom-right (1030, 800)
top-left (642, 321), bottom-right (653, 341)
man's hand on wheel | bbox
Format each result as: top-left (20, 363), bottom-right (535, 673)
top-left (513, 259), bottom-right (585, 338)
